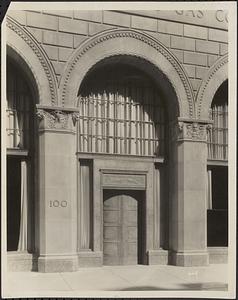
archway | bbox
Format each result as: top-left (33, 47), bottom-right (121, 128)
top-left (206, 80), bottom-right (228, 253)
top-left (76, 54), bottom-right (179, 266)
top-left (6, 55), bottom-right (37, 255)
top-left (196, 54), bottom-right (228, 263)
top-left (77, 55), bottom-right (175, 156)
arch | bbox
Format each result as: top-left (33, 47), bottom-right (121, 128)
top-left (7, 45), bottom-right (39, 103)
top-left (79, 55), bottom-right (179, 120)
top-left (6, 56), bottom-right (37, 253)
top-left (196, 54), bottom-right (228, 119)
top-left (6, 16), bottom-right (58, 106)
top-left (60, 29), bottom-right (195, 119)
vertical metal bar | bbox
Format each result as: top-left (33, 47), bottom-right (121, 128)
top-left (207, 169), bottom-right (213, 209)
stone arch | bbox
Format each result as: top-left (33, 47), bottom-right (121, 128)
top-left (6, 16), bottom-right (58, 106)
top-left (196, 54), bottom-right (228, 119)
top-left (7, 45), bottom-right (40, 103)
top-left (60, 29), bottom-right (195, 119)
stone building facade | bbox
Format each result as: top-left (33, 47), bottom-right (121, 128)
top-left (5, 10), bottom-right (228, 272)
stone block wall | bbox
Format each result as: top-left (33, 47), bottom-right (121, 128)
top-left (7, 10), bottom-right (228, 96)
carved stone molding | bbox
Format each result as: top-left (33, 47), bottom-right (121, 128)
top-left (6, 17), bottom-right (58, 105)
top-left (196, 54), bottom-right (228, 119)
top-left (170, 120), bottom-right (212, 142)
top-left (102, 173), bottom-right (146, 189)
top-left (61, 29), bottom-right (194, 118)
top-left (71, 112), bottom-right (80, 125)
top-left (36, 108), bottom-right (78, 131)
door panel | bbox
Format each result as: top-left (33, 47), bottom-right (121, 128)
top-left (103, 190), bottom-right (143, 266)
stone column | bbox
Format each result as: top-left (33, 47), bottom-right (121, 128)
top-left (169, 119), bottom-right (212, 266)
top-left (36, 108), bottom-right (79, 272)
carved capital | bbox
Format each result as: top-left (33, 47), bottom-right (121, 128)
top-left (171, 120), bottom-right (212, 142)
top-left (36, 109), bottom-right (78, 131)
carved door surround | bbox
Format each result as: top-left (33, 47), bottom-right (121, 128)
top-left (77, 157), bottom-right (161, 267)
top-left (101, 169), bottom-right (147, 266)
top-left (101, 170), bottom-right (147, 190)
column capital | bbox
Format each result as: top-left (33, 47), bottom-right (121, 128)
top-left (36, 106), bottom-right (80, 133)
top-left (170, 119), bottom-right (213, 142)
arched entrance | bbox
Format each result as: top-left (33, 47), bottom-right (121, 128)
top-left (77, 55), bottom-right (174, 266)
top-left (6, 56), bottom-right (36, 255)
top-left (196, 54), bottom-right (229, 263)
top-left (72, 33), bottom-right (210, 266)
top-left (207, 80), bottom-right (228, 250)
top-left (78, 57), bottom-right (169, 156)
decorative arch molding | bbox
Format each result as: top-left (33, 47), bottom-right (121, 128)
top-left (7, 43), bottom-right (41, 102)
top-left (196, 54), bottom-right (228, 119)
top-left (6, 16), bottom-right (58, 106)
top-left (60, 29), bottom-right (195, 118)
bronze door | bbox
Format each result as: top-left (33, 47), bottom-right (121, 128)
top-left (103, 190), bottom-right (145, 266)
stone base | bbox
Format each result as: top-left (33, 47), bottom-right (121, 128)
top-left (38, 254), bottom-right (78, 272)
top-left (169, 250), bottom-right (209, 266)
top-left (147, 249), bottom-right (168, 265)
top-left (208, 247), bottom-right (228, 264)
top-left (78, 251), bottom-right (102, 267)
top-left (7, 252), bottom-right (34, 271)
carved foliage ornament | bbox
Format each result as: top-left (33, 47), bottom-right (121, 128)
top-left (171, 121), bottom-right (212, 142)
top-left (62, 29), bottom-right (194, 117)
top-left (36, 109), bottom-right (79, 130)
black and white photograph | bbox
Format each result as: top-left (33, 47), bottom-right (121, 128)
top-left (1, 1), bottom-right (236, 298)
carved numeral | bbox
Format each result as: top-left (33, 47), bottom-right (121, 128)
top-left (49, 200), bottom-right (68, 208)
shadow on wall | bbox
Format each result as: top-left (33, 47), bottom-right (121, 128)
top-left (108, 282), bottom-right (228, 291)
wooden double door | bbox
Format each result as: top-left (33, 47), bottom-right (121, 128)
top-left (103, 189), bottom-right (145, 266)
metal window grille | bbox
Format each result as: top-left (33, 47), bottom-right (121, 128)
top-left (78, 79), bottom-right (166, 157)
top-left (6, 62), bottom-right (31, 150)
top-left (207, 103), bottom-right (228, 160)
